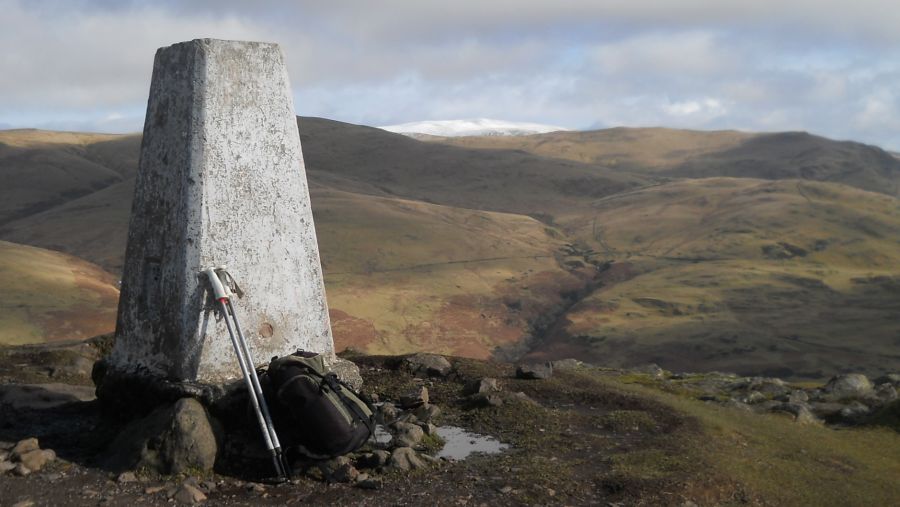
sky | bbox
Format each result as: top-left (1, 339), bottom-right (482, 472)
top-left (1, 0), bottom-right (899, 150)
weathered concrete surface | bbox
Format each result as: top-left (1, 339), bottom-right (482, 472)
top-left (110, 39), bottom-right (334, 383)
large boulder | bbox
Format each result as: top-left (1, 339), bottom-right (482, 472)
top-left (104, 397), bottom-right (221, 474)
top-left (824, 374), bottom-right (874, 400)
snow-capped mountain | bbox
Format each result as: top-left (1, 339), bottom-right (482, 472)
top-left (379, 118), bottom-right (568, 137)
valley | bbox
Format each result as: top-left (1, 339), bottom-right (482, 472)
top-left (0, 119), bottom-right (898, 379)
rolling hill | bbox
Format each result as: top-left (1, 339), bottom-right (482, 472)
top-left (0, 240), bottom-right (118, 345)
top-left (428, 128), bottom-right (900, 197)
top-left (1, 121), bottom-right (898, 378)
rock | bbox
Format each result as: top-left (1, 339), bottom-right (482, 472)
top-left (875, 383), bottom-right (898, 402)
top-left (144, 486), bottom-right (166, 495)
top-left (104, 397), bottom-right (221, 474)
top-left (403, 353), bottom-right (453, 377)
top-left (550, 358), bottom-right (584, 370)
top-left (118, 471), bottom-right (138, 483)
top-left (771, 403), bottom-right (819, 425)
top-left (0, 441), bottom-right (13, 451)
top-left (464, 377), bottom-right (501, 395)
top-left (510, 391), bottom-right (539, 406)
top-left (173, 482), bottom-right (207, 504)
top-left (17, 449), bottom-right (55, 472)
top-left (809, 402), bottom-right (847, 419)
top-left (744, 391), bottom-right (767, 404)
top-left (330, 463), bottom-right (359, 483)
top-left (0, 451), bottom-right (7, 461)
top-left (723, 399), bottom-right (753, 412)
top-left (11, 438), bottom-right (40, 459)
top-left (874, 373), bottom-right (900, 387)
top-left (400, 386), bottom-right (429, 409)
top-left (414, 403), bottom-right (441, 423)
top-left (12, 501), bottom-right (35, 507)
top-left (377, 402), bottom-right (399, 424)
top-left (824, 374), bottom-right (873, 400)
top-left (13, 463), bottom-right (31, 476)
top-left (318, 456), bottom-right (350, 478)
top-left (788, 390), bottom-right (809, 404)
top-left (516, 362), bottom-right (553, 380)
top-left (0, 460), bottom-right (16, 474)
top-left (330, 357), bottom-right (364, 392)
top-left (632, 363), bottom-right (666, 378)
top-left (420, 422), bottom-right (438, 435)
top-left (391, 422), bottom-right (425, 448)
top-left (746, 377), bottom-right (789, 397)
top-left (387, 447), bottom-right (427, 471)
top-left (839, 401), bottom-right (870, 420)
top-left (469, 393), bottom-right (504, 408)
top-left (356, 477), bottom-right (383, 490)
top-left (357, 450), bottom-right (390, 469)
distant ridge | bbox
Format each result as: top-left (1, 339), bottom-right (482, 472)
top-left (379, 118), bottom-right (568, 137)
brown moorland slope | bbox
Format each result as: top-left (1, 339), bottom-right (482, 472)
top-left (428, 128), bottom-right (900, 196)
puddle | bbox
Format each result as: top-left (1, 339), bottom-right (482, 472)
top-left (435, 425), bottom-right (509, 460)
top-left (370, 423), bottom-right (509, 460)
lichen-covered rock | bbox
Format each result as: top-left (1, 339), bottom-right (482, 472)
top-left (875, 383), bottom-right (898, 402)
top-left (516, 362), bottom-right (553, 380)
top-left (413, 403), bottom-right (441, 423)
top-left (377, 402), bottom-right (399, 424)
top-left (330, 358), bottom-right (364, 392)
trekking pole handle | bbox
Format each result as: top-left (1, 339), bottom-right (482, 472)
top-left (202, 267), bottom-right (230, 301)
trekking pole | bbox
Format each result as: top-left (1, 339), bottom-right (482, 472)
top-left (202, 267), bottom-right (289, 482)
top-left (216, 267), bottom-right (292, 479)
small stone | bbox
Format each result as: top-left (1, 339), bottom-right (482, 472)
top-left (550, 358), bottom-right (584, 370)
top-left (249, 482), bottom-right (267, 494)
top-left (0, 450), bottom-right (8, 461)
top-left (516, 362), bottom-right (552, 380)
top-left (500, 485), bottom-right (513, 494)
top-left (330, 357), bottom-right (364, 392)
top-left (0, 441), bottom-right (14, 451)
top-left (403, 353), bottom-right (453, 377)
top-left (420, 422), bottom-right (438, 435)
top-left (377, 402), bottom-right (399, 424)
top-left (387, 447), bottom-right (427, 471)
top-left (744, 391), bottom-right (766, 404)
top-left (18, 449), bottom-right (55, 472)
top-left (357, 450), bottom-right (391, 469)
top-left (788, 390), bottom-right (809, 404)
top-left (400, 386), bottom-right (429, 409)
top-left (144, 486), bottom-right (166, 495)
top-left (13, 463), bottom-right (31, 476)
top-left (873, 373), bottom-right (900, 387)
top-left (510, 391), bottom-right (539, 405)
top-left (414, 403), bottom-right (441, 423)
top-left (118, 471), bottom-right (138, 483)
top-left (875, 383), bottom-right (898, 402)
top-left (632, 363), bottom-right (665, 378)
top-left (12, 500), bottom-right (35, 507)
top-left (391, 422), bottom-right (425, 448)
top-left (356, 478), bottom-right (383, 490)
top-left (771, 403), bottom-right (819, 425)
top-left (42, 472), bottom-right (63, 482)
top-left (11, 438), bottom-right (40, 459)
top-left (469, 393), bottom-right (504, 408)
top-left (464, 378), bottom-right (501, 396)
top-left (331, 463), bottom-right (359, 483)
top-left (173, 482), bottom-right (207, 504)
top-left (0, 460), bottom-right (16, 474)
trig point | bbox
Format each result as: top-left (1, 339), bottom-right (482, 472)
top-left (108, 39), bottom-right (334, 385)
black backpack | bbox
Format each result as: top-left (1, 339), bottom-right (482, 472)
top-left (265, 351), bottom-right (374, 458)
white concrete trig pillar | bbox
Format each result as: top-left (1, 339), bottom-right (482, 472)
top-left (109, 39), bottom-right (334, 384)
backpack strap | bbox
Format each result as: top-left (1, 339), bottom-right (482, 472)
top-left (321, 373), bottom-right (375, 435)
